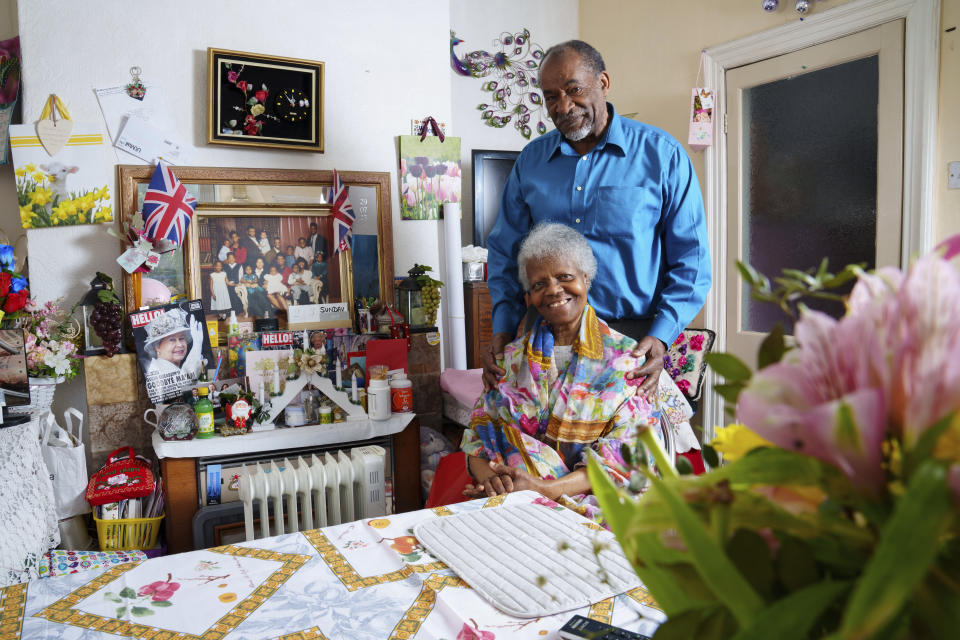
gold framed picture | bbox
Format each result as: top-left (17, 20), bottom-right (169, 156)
top-left (186, 210), bottom-right (349, 326)
top-left (207, 48), bottom-right (324, 152)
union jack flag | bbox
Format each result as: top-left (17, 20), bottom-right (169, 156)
top-left (330, 169), bottom-right (355, 254)
top-left (141, 162), bottom-right (197, 248)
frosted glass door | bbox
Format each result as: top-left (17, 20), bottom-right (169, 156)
top-left (725, 20), bottom-right (903, 361)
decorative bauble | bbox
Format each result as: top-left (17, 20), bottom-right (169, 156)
top-left (762, 0), bottom-right (779, 11)
top-left (795, 0), bottom-right (810, 15)
top-left (156, 402), bottom-right (199, 441)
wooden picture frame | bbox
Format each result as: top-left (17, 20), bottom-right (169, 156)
top-left (207, 48), bottom-right (324, 152)
top-left (116, 166), bottom-right (394, 330)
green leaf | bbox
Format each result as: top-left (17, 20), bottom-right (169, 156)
top-left (150, 600), bottom-right (173, 607)
top-left (731, 580), bottom-right (852, 640)
top-left (713, 447), bottom-right (821, 486)
top-left (103, 592), bottom-right (122, 603)
top-left (839, 460), bottom-right (954, 639)
top-left (653, 608), bottom-right (707, 640)
top-left (774, 535), bottom-right (820, 592)
top-left (131, 606), bottom-right (154, 616)
top-left (705, 353), bottom-right (752, 382)
top-left (676, 456), bottom-right (694, 475)
top-left (649, 475), bottom-right (765, 628)
top-left (115, 606), bottom-right (127, 618)
top-left (702, 444), bottom-right (720, 469)
top-left (119, 587), bottom-right (136, 599)
top-left (713, 383), bottom-right (745, 404)
top-left (757, 324), bottom-right (787, 370)
top-left (726, 529), bottom-right (775, 599)
top-left (781, 268), bottom-right (819, 287)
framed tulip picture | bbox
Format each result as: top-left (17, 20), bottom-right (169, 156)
top-left (207, 48), bottom-right (324, 152)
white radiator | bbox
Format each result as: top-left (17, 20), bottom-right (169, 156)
top-left (237, 445), bottom-right (387, 541)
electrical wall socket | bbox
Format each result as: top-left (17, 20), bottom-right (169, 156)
top-left (950, 162), bottom-right (960, 190)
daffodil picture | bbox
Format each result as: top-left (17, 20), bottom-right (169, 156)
top-left (9, 123), bottom-right (114, 229)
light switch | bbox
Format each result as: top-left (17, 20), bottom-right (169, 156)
top-left (950, 162), bottom-right (960, 189)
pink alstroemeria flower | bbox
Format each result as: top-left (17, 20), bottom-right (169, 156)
top-left (738, 234), bottom-right (960, 493)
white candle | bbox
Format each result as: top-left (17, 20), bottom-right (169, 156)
top-left (319, 340), bottom-right (326, 357)
top-left (335, 357), bottom-right (342, 389)
top-left (272, 360), bottom-right (281, 395)
top-left (351, 372), bottom-right (358, 403)
top-left (258, 380), bottom-right (265, 405)
top-left (302, 330), bottom-right (308, 350)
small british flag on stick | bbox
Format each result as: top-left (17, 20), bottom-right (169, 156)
top-left (330, 169), bottom-right (355, 254)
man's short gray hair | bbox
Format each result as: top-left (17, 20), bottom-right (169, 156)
top-left (517, 223), bottom-right (597, 291)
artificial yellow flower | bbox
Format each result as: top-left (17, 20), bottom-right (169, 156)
top-left (94, 185), bottom-right (109, 201)
top-left (78, 193), bottom-right (96, 211)
top-left (23, 163), bottom-right (36, 173)
top-left (31, 171), bottom-right (46, 183)
top-left (250, 104), bottom-right (265, 117)
top-left (18, 205), bottom-right (33, 224)
top-left (14, 166), bottom-right (25, 177)
top-left (29, 188), bottom-right (53, 207)
top-left (50, 203), bottom-right (69, 222)
top-left (98, 205), bottom-right (113, 220)
top-left (59, 199), bottom-right (78, 217)
top-left (710, 423), bottom-right (773, 462)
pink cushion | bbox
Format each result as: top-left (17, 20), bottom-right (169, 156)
top-left (440, 368), bottom-right (484, 409)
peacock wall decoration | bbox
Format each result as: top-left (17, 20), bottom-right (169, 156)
top-left (450, 28), bottom-right (548, 139)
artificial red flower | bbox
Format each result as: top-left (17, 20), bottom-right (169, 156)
top-left (0, 271), bottom-right (9, 296)
top-left (226, 70), bottom-right (238, 83)
top-left (244, 123), bottom-right (259, 136)
top-left (244, 114), bottom-right (256, 124)
top-left (236, 80), bottom-right (248, 92)
top-left (255, 89), bottom-right (267, 102)
top-left (3, 289), bottom-right (28, 312)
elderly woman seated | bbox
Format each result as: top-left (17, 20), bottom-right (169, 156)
top-left (459, 223), bottom-right (695, 523)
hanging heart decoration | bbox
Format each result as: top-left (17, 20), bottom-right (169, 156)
top-left (35, 94), bottom-right (74, 156)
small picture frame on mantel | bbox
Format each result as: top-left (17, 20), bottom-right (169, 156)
top-left (207, 48), bottom-right (324, 152)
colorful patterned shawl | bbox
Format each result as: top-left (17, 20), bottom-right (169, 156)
top-left (461, 305), bottom-right (693, 521)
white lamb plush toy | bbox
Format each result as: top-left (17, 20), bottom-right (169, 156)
top-left (40, 162), bottom-right (79, 202)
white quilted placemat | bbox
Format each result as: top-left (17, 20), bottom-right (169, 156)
top-left (413, 502), bottom-right (642, 618)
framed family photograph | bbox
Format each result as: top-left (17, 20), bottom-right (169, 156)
top-left (207, 48), bottom-right (324, 152)
top-left (188, 212), bottom-right (346, 329)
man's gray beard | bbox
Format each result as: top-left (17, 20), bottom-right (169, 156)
top-left (560, 117), bottom-right (593, 142)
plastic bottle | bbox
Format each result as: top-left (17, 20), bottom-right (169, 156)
top-left (390, 372), bottom-right (413, 413)
top-left (368, 378), bottom-right (392, 421)
top-left (195, 387), bottom-right (215, 438)
top-left (228, 310), bottom-right (240, 336)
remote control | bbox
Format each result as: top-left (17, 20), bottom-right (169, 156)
top-left (558, 614), bottom-right (652, 640)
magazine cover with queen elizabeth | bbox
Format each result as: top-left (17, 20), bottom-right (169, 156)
top-left (129, 299), bottom-right (213, 404)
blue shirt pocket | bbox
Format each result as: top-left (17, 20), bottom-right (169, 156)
top-left (593, 186), bottom-right (660, 237)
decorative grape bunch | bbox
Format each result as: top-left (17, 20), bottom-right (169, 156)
top-left (89, 272), bottom-right (123, 357)
top-left (416, 265), bottom-right (444, 327)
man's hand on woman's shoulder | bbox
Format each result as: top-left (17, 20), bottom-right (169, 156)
top-left (481, 332), bottom-right (512, 390)
top-left (627, 335), bottom-right (666, 397)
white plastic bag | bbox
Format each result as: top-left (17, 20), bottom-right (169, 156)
top-left (39, 408), bottom-right (88, 519)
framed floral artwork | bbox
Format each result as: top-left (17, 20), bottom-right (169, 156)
top-left (207, 48), bottom-right (324, 152)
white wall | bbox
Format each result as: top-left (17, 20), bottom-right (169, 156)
top-left (449, 0), bottom-right (578, 246)
top-left (17, 0), bottom-right (452, 412)
top-left (444, 0), bottom-right (577, 365)
top-left (0, 0), bottom-right (19, 251)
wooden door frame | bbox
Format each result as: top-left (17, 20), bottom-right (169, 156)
top-left (699, 0), bottom-right (940, 442)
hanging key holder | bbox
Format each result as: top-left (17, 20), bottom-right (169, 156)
top-left (125, 66), bottom-right (146, 100)
top-left (35, 94), bottom-right (73, 157)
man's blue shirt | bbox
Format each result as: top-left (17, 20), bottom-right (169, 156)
top-left (486, 104), bottom-right (711, 346)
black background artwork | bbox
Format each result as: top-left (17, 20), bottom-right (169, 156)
top-left (208, 48), bottom-right (324, 152)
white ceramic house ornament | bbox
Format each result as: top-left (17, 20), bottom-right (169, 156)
top-left (256, 373), bottom-right (366, 430)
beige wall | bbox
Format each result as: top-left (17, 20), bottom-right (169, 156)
top-left (581, 0), bottom-right (957, 242)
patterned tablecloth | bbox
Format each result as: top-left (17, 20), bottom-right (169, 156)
top-left (0, 491), bottom-right (664, 639)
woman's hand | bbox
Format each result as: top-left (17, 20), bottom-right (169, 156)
top-left (462, 457), bottom-right (548, 499)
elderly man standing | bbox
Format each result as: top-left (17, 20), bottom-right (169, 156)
top-left (483, 40), bottom-right (711, 395)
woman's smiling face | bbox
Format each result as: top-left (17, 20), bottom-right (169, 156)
top-left (156, 332), bottom-right (189, 364)
top-left (525, 255), bottom-right (589, 331)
